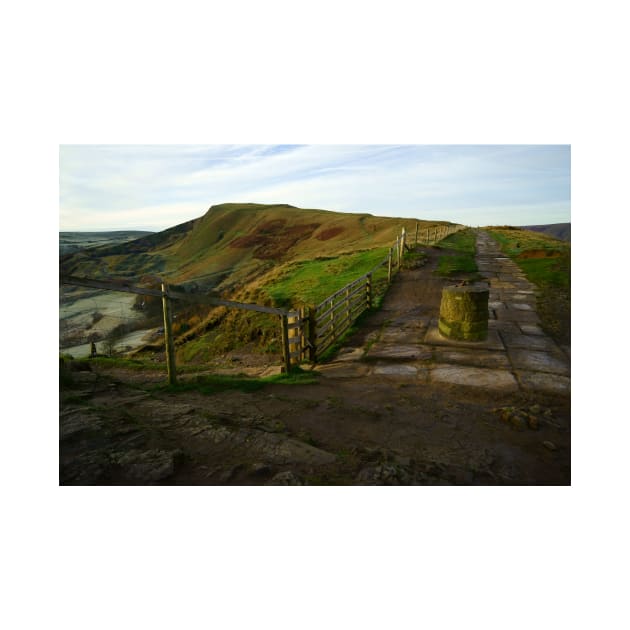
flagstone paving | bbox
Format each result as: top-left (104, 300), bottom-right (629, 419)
top-left (314, 230), bottom-right (570, 396)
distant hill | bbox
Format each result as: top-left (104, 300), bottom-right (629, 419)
top-left (59, 230), bottom-right (154, 255)
top-left (520, 223), bottom-right (570, 241)
top-left (60, 202), bottom-right (458, 295)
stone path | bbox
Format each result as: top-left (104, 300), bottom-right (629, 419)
top-left (314, 230), bottom-right (570, 395)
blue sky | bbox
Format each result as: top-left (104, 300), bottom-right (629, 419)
top-left (59, 144), bottom-right (570, 232)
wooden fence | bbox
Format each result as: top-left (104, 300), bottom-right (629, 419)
top-left (307, 263), bottom-right (382, 361)
top-left (415, 223), bottom-right (463, 245)
top-left (61, 222), bottom-right (464, 381)
top-left (60, 274), bottom-right (300, 383)
top-left (300, 222), bottom-right (465, 359)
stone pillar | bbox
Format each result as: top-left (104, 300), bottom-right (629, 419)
top-left (438, 284), bottom-right (489, 341)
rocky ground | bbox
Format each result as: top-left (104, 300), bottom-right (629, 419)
top-left (59, 232), bottom-right (570, 485)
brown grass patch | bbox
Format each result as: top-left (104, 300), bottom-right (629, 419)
top-left (316, 227), bottom-right (345, 241)
top-left (517, 249), bottom-right (562, 260)
top-left (230, 234), bottom-right (264, 248)
top-left (229, 223), bottom-right (321, 259)
top-left (258, 219), bottom-right (287, 233)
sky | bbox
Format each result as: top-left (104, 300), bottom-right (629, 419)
top-left (59, 144), bottom-right (570, 232)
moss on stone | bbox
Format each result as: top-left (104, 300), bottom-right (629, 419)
top-left (439, 284), bottom-right (489, 341)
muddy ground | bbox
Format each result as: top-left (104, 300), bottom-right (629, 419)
top-left (59, 247), bottom-right (570, 485)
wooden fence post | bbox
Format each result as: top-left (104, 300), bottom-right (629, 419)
top-left (298, 307), bottom-right (305, 361)
top-left (387, 248), bottom-right (393, 284)
top-left (395, 236), bottom-right (400, 266)
top-left (329, 298), bottom-right (335, 338)
top-left (400, 227), bottom-right (406, 260)
top-left (366, 273), bottom-right (373, 309)
top-left (280, 313), bottom-right (291, 373)
top-left (288, 312), bottom-right (299, 367)
top-left (161, 282), bottom-right (177, 385)
top-left (307, 306), bottom-right (317, 362)
top-left (345, 287), bottom-right (351, 328)
top-left (415, 223), bottom-right (419, 246)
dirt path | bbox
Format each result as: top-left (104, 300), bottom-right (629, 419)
top-left (60, 233), bottom-right (570, 485)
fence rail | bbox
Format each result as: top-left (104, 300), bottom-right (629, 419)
top-left (61, 222), bottom-right (465, 381)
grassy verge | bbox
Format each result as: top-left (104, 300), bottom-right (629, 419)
top-left (264, 247), bottom-right (389, 307)
top-left (486, 226), bottom-right (570, 344)
top-left (434, 229), bottom-right (479, 277)
top-left (175, 248), bottom-right (392, 364)
top-left (151, 368), bottom-right (320, 395)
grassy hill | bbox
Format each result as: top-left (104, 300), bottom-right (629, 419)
top-left (520, 222), bottom-right (570, 241)
top-left (60, 203), bottom-right (461, 362)
top-left (61, 202), bottom-right (455, 294)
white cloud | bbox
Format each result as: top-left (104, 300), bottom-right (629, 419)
top-left (59, 144), bottom-right (571, 231)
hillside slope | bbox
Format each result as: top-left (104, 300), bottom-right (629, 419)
top-left (520, 223), bottom-right (570, 241)
top-left (61, 203), bottom-right (456, 294)
top-left (60, 203), bottom-right (461, 362)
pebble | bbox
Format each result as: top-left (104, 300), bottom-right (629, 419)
top-left (543, 441), bottom-right (557, 451)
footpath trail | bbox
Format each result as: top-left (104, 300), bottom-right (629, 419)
top-left (60, 230), bottom-right (571, 485)
top-left (315, 230), bottom-right (571, 396)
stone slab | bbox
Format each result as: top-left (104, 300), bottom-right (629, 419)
top-left (491, 281), bottom-right (517, 289)
top-left (507, 349), bottom-right (570, 376)
top-left (507, 293), bottom-right (533, 301)
top-left (488, 320), bottom-right (521, 334)
top-left (519, 324), bottom-right (545, 336)
top-left (509, 302), bottom-right (534, 311)
top-left (433, 348), bottom-right (511, 369)
top-left (334, 347), bottom-right (365, 362)
top-left (424, 323), bottom-right (505, 351)
top-left (314, 363), bottom-right (368, 378)
top-left (515, 371), bottom-right (571, 395)
top-left (499, 332), bottom-right (560, 352)
top-left (379, 331), bottom-right (415, 343)
top-left (365, 344), bottom-right (433, 361)
top-left (373, 364), bottom-right (418, 376)
top-left (489, 301), bottom-right (506, 310)
top-left (430, 364), bottom-right (519, 391)
top-left (495, 309), bottom-right (541, 323)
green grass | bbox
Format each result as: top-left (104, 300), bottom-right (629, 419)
top-left (486, 227), bottom-right (570, 289)
top-left (434, 229), bottom-right (479, 277)
top-left (152, 368), bottom-right (320, 396)
top-left (265, 247), bottom-right (389, 307)
top-left (486, 226), bottom-right (571, 344)
top-left (517, 257), bottom-right (570, 288)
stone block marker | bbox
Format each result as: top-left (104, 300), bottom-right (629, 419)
top-left (438, 283), bottom-right (489, 341)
